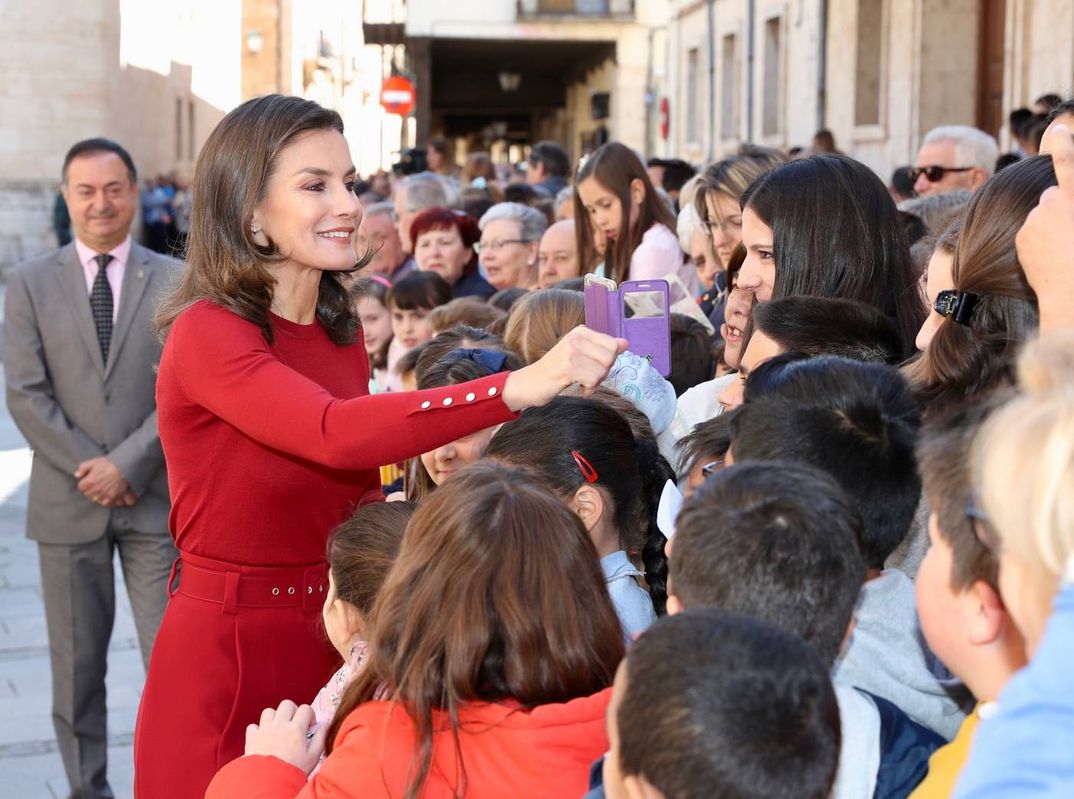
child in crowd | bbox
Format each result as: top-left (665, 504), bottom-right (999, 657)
top-left (603, 609), bottom-right (841, 799)
top-left (727, 358), bottom-right (967, 740)
top-left (426, 297), bottom-right (505, 336)
top-left (573, 142), bottom-right (699, 292)
top-left (485, 396), bottom-right (672, 633)
top-left (209, 462), bottom-right (624, 798)
top-left (909, 396), bottom-right (1026, 797)
top-left (954, 332), bottom-right (1074, 797)
top-left (309, 502), bottom-right (415, 754)
top-left (718, 295), bottom-right (903, 410)
top-left (382, 270), bottom-right (451, 392)
top-left (351, 275), bottom-right (393, 393)
top-left (408, 347), bottom-right (523, 501)
top-left (669, 461), bottom-right (943, 798)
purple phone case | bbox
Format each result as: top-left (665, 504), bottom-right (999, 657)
top-left (584, 279), bottom-right (672, 377)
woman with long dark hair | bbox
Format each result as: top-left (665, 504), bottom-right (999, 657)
top-left (737, 154), bottom-right (926, 356)
top-left (134, 94), bottom-right (623, 798)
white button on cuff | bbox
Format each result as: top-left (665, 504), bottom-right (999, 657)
top-left (420, 400), bottom-right (431, 409)
top-left (488, 387), bottom-right (498, 397)
top-left (465, 392), bottom-right (476, 402)
top-left (443, 397), bottom-right (453, 406)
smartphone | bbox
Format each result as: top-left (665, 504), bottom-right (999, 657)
top-left (584, 276), bottom-right (672, 377)
top-left (620, 280), bottom-right (671, 377)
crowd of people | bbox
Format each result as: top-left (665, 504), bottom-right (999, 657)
top-left (8, 88), bottom-right (1074, 799)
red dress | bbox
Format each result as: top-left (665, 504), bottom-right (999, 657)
top-left (134, 301), bottom-right (517, 799)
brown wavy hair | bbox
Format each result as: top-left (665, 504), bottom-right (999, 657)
top-left (503, 288), bottom-right (585, 364)
top-left (906, 155), bottom-right (1055, 410)
top-left (155, 94), bottom-right (369, 344)
top-left (325, 461), bottom-right (624, 797)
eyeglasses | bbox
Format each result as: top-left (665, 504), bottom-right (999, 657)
top-left (909, 165), bottom-right (974, 183)
top-left (473, 239), bottom-right (529, 254)
top-left (700, 459), bottom-right (725, 478)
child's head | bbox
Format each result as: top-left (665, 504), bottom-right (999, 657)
top-left (409, 348), bottom-right (523, 500)
top-left (915, 394), bottom-right (1026, 698)
top-left (675, 413), bottom-right (732, 495)
top-left (352, 275), bottom-right (393, 370)
top-left (503, 288), bottom-right (585, 364)
top-left (323, 501), bottom-right (415, 657)
top-left (485, 396), bottom-right (672, 609)
top-left (669, 461), bottom-right (866, 665)
top-left (328, 461), bottom-right (624, 788)
top-left (605, 609), bottom-right (841, 799)
top-left (972, 332), bottom-right (1074, 654)
top-left (573, 142), bottom-right (678, 282)
top-left (729, 356), bottom-right (921, 569)
top-left (414, 324), bottom-right (514, 384)
top-left (426, 297), bottom-right (505, 337)
top-left (386, 270), bottom-right (452, 350)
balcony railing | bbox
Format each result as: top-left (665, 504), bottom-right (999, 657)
top-left (516, 0), bottom-right (635, 19)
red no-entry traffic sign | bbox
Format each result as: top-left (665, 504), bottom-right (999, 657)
top-left (381, 76), bottom-right (415, 116)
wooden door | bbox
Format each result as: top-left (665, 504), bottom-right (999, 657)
top-left (976, 0), bottom-right (1006, 136)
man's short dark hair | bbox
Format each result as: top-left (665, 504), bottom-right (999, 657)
top-left (1008, 107), bottom-right (1037, 138)
top-left (731, 356), bottom-right (922, 569)
top-left (752, 296), bottom-right (903, 365)
top-left (529, 140), bottom-right (570, 178)
top-left (62, 138), bottom-right (137, 184)
top-left (671, 461), bottom-right (866, 664)
top-left (916, 392), bottom-right (1009, 592)
top-left (1045, 98), bottom-right (1074, 125)
top-left (618, 608), bottom-right (841, 799)
top-left (657, 158), bottom-right (697, 193)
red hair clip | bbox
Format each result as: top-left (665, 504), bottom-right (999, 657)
top-left (571, 450), bottom-right (599, 483)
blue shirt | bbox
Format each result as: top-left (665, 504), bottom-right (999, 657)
top-left (954, 584), bottom-right (1074, 797)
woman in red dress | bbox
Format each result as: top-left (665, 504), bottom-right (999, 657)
top-left (133, 95), bottom-right (622, 799)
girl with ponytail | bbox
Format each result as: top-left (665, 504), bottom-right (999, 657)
top-left (485, 395), bottom-right (674, 636)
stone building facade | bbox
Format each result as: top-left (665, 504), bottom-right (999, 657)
top-left (0, 0), bottom-right (239, 273)
top-left (661, 0), bottom-right (1073, 178)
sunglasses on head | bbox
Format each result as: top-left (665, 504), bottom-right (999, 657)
top-left (910, 165), bottom-right (974, 183)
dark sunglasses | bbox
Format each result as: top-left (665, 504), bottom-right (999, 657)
top-left (910, 165), bottom-right (974, 183)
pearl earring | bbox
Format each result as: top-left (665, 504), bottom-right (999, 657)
top-left (251, 225), bottom-right (261, 234)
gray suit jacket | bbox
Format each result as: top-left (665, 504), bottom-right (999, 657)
top-left (3, 241), bottom-right (181, 544)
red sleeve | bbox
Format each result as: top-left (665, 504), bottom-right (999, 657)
top-left (168, 304), bottom-right (519, 470)
top-left (206, 755), bottom-right (311, 799)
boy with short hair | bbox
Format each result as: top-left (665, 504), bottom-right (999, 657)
top-left (908, 396), bottom-right (1027, 797)
top-left (668, 460), bottom-right (943, 798)
top-left (603, 609), bottom-right (841, 799)
top-left (727, 357), bottom-right (966, 741)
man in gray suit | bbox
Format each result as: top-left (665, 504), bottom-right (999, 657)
top-left (3, 138), bottom-right (179, 799)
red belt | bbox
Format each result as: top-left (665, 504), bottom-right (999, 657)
top-left (170, 556), bottom-right (328, 615)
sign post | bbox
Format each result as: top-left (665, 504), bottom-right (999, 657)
top-left (380, 75), bottom-right (416, 117)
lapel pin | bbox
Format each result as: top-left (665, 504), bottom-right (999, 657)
top-left (137, 270), bottom-right (144, 279)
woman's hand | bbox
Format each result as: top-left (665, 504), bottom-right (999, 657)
top-left (502, 325), bottom-right (627, 411)
top-left (244, 700), bottom-right (326, 775)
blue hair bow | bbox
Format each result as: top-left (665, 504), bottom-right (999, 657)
top-left (441, 348), bottom-right (509, 374)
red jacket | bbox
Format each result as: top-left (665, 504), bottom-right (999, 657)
top-left (207, 689), bottom-right (611, 798)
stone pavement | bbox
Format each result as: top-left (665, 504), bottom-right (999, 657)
top-left (0, 360), bottom-right (141, 794)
